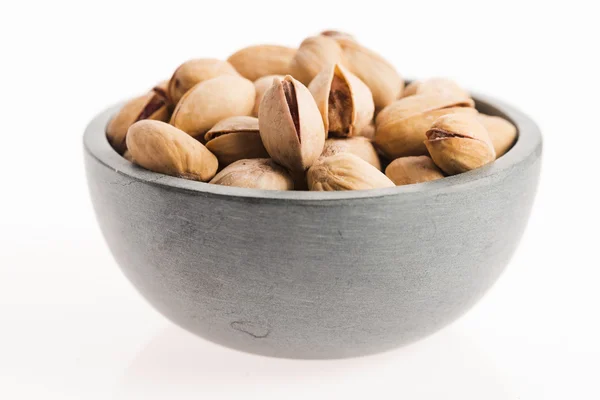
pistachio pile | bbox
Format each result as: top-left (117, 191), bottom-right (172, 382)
top-left (107, 31), bottom-right (517, 191)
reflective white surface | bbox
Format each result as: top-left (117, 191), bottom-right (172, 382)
top-left (1, 0), bottom-right (599, 398)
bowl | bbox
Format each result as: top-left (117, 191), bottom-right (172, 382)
top-left (84, 93), bottom-right (542, 359)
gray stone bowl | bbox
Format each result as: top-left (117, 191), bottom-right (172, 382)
top-left (84, 94), bottom-right (542, 359)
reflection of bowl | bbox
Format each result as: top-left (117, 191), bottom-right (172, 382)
top-left (84, 94), bottom-right (542, 359)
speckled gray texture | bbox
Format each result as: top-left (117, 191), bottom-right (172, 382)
top-left (84, 94), bottom-right (542, 359)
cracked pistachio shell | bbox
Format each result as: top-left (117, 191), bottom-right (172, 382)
top-left (385, 156), bottom-right (444, 186)
top-left (252, 75), bottom-right (284, 117)
top-left (374, 93), bottom-right (476, 159)
top-left (335, 38), bottom-right (404, 110)
top-left (308, 64), bottom-right (374, 138)
top-left (210, 158), bottom-right (293, 190)
top-left (308, 153), bottom-right (394, 191)
top-left (321, 137), bottom-right (381, 170)
top-left (170, 75), bottom-right (255, 139)
top-left (477, 114), bottom-right (517, 157)
top-left (106, 86), bottom-right (171, 154)
top-left (290, 35), bottom-right (344, 85)
top-left (425, 113), bottom-right (496, 175)
top-left (375, 107), bottom-right (477, 158)
top-left (167, 58), bottom-right (239, 105)
top-left (403, 78), bottom-right (470, 99)
top-left (126, 120), bottom-right (218, 181)
top-left (227, 45), bottom-right (295, 81)
top-left (258, 75), bottom-right (326, 172)
top-left (204, 116), bottom-right (268, 166)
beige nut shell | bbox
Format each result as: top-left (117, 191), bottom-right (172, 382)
top-left (252, 75), bottom-right (284, 117)
top-left (403, 78), bottom-right (470, 99)
top-left (321, 137), bottom-right (381, 170)
top-left (258, 75), bottom-right (326, 172)
top-left (308, 64), bottom-right (374, 138)
top-left (385, 156), bottom-right (444, 186)
top-left (106, 89), bottom-right (170, 154)
top-left (477, 114), bottom-right (517, 157)
top-left (227, 45), bottom-right (295, 81)
top-left (425, 113), bottom-right (496, 175)
top-left (167, 58), bottom-right (239, 105)
top-left (308, 153), bottom-right (394, 191)
top-left (126, 120), bottom-right (218, 181)
top-left (205, 116), bottom-right (268, 166)
top-left (170, 75), bottom-right (255, 139)
top-left (335, 38), bottom-right (404, 110)
top-left (290, 35), bottom-right (344, 85)
top-left (374, 93), bottom-right (476, 159)
top-left (210, 158), bottom-right (293, 190)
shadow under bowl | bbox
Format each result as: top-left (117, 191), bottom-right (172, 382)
top-left (84, 93), bottom-right (542, 359)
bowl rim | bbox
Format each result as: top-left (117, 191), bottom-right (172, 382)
top-left (84, 92), bottom-right (541, 201)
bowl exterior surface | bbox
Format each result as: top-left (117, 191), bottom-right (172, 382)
top-left (84, 97), bottom-right (541, 358)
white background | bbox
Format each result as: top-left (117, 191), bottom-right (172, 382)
top-left (1, 1), bottom-right (599, 399)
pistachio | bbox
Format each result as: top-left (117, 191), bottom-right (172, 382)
top-left (106, 85), bottom-right (171, 154)
top-left (210, 159), bottom-right (293, 190)
top-left (126, 120), bottom-right (218, 181)
top-left (385, 156), bottom-right (444, 186)
top-left (425, 113), bottom-right (496, 175)
top-left (321, 137), bottom-right (381, 170)
top-left (258, 75), bottom-right (326, 172)
top-left (334, 38), bottom-right (404, 110)
top-left (320, 30), bottom-right (356, 42)
top-left (170, 75), bottom-right (255, 139)
top-left (227, 45), bottom-right (296, 81)
top-left (252, 75), bottom-right (284, 117)
top-left (308, 153), bottom-right (394, 191)
top-left (289, 36), bottom-right (344, 85)
top-left (477, 114), bottom-right (517, 157)
top-left (358, 122), bottom-right (376, 140)
top-left (308, 64), bottom-right (374, 138)
top-left (204, 116), bottom-right (268, 166)
top-left (167, 59), bottom-right (239, 105)
top-left (374, 93), bottom-right (476, 158)
top-left (403, 78), bottom-right (470, 99)
top-left (152, 80), bottom-right (170, 99)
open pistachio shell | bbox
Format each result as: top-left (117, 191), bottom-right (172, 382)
top-left (477, 114), bottom-right (517, 157)
top-left (308, 153), bottom-right (394, 191)
top-left (252, 75), bottom-right (284, 117)
top-left (375, 107), bottom-right (477, 158)
top-left (385, 156), bottom-right (444, 186)
top-left (106, 86), bottom-right (171, 154)
top-left (204, 116), bottom-right (268, 166)
top-left (210, 159), bottom-right (293, 190)
top-left (425, 114), bottom-right (496, 175)
top-left (308, 64), bottom-right (374, 138)
top-left (170, 75), bottom-right (255, 139)
top-left (126, 120), bottom-right (218, 181)
top-left (403, 78), bottom-right (470, 99)
top-left (227, 45), bottom-right (295, 81)
top-left (258, 75), bottom-right (326, 172)
top-left (167, 58), bottom-right (239, 105)
top-left (374, 93), bottom-right (476, 159)
top-left (376, 93), bottom-right (475, 126)
top-left (321, 137), bottom-right (381, 170)
top-left (334, 38), bottom-right (404, 110)
top-left (290, 36), bottom-right (344, 85)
